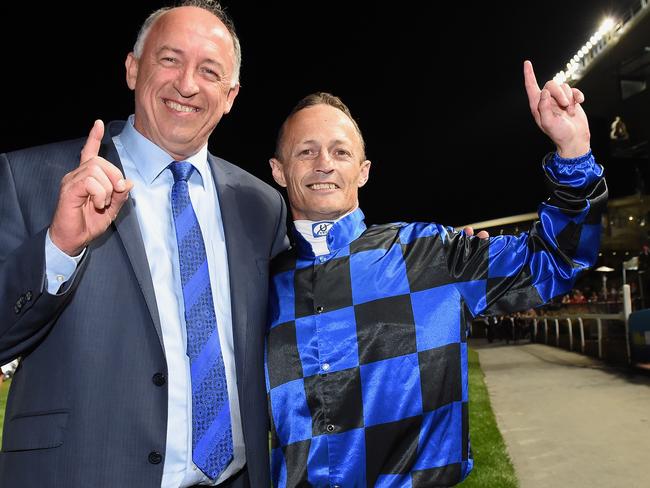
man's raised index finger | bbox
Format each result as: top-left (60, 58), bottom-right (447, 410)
top-left (80, 119), bottom-right (104, 164)
top-left (523, 60), bottom-right (541, 101)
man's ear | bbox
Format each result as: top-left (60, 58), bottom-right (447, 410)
top-left (269, 158), bottom-right (287, 187)
top-left (125, 53), bottom-right (138, 91)
top-left (223, 83), bottom-right (240, 115)
top-left (358, 160), bottom-right (371, 187)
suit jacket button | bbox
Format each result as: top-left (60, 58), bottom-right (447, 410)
top-left (152, 373), bottom-right (166, 386)
top-left (25, 291), bottom-right (33, 301)
top-left (148, 451), bottom-right (163, 464)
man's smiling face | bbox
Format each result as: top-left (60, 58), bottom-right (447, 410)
top-left (125, 6), bottom-right (239, 160)
top-left (270, 103), bottom-right (371, 221)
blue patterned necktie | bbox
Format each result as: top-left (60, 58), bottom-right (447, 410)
top-left (169, 161), bottom-right (233, 480)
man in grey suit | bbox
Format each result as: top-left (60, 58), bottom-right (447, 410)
top-left (0, 2), bottom-right (287, 487)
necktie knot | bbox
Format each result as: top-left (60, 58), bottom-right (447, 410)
top-left (169, 161), bottom-right (195, 183)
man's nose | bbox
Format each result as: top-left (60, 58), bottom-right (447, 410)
top-left (174, 68), bottom-right (199, 97)
top-left (314, 151), bottom-right (334, 173)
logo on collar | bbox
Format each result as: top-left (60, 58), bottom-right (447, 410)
top-left (312, 221), bottom-right (334, 238)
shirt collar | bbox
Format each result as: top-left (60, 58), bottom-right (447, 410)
top-left (293, 208), bottom-right (367, 258)
top-left (118, 115), bottom-right (209, 186)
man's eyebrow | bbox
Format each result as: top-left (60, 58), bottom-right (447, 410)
top-left (330, 139), bottom-right (351, 146)
top-left (156, 46), bottom-right (225, 69)
top-left (297, 139), bottom-right (351, 145)
top-left (157, 45), bottom-right (184, 56)
top-left (201, 57), bottom-right (226, 72)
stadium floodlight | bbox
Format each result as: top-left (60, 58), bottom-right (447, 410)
top-left (598, 17), bottom-right (615, 35)
top-left (555, 12), bottom-right (628, 86)
top-left (553, 71), bottom-right (567, 84)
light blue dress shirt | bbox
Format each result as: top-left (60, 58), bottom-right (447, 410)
top-left (45, 116), bottom-right (244, 487)
top-left (44, 231), bottom-right (85, 294)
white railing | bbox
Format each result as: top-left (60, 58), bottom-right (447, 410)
top-left (532, 313), bottom-right (624, 360)
top-left (477, 285), bottom-right (633, 363)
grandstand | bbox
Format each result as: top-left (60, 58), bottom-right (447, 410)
top-left (461, 1), bottom-right (650, 366)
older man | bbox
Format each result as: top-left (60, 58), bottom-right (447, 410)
top-left (0, 2), bottom-right (287, 487)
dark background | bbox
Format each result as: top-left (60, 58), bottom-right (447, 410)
top-left (0, 1), bottom-right (636, 226)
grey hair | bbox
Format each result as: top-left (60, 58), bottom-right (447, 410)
top-left (132, 0), bottom-right (241, 87)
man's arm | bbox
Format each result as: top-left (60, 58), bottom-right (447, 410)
top-left (0, 153), bottom-right (84, 364)
top-left (0, 121), bottom-right (133, 364)
top-left (447, 61), bottom-right (607, 316)
top-left (448, 151), bottom-right (606, 316)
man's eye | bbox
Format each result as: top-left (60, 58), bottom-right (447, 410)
top-left (161, 57), bottom-right (177, 64)
top-left (336, 150), bottom-right (351, 157)
top-left (299, 149), bottom-right (314, 156)
top-left (201, 67), bottom-right (220, 79)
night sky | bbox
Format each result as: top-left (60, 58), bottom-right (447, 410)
top-left (0, 1), bottom-right (635, 227)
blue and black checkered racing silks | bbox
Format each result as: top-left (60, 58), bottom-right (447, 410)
top-left (265, 151), bottom-right (607, 487)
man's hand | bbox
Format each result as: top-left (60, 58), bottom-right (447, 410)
top-left (464, 226), bottom-right (489, 239)
top-left (49, 120), bottom-right (134, 256)
top-left (523, 60), bottom-right (590, 159)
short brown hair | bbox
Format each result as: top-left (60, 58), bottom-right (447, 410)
top-left (275, 92), bottom-right (366, 160)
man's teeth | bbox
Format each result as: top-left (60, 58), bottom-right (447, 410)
top-left (309, 183), bottom-right (337, 190)
top-left (165, 100), bottom-right (198, 113)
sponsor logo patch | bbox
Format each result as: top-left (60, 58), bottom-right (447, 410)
top-left (312, 221), bottom-right (334, 237)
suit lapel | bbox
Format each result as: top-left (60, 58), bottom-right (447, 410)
top-left (99, 122), bottom-right (165, 351)
top-left (208, 154), bottom-right (249, 397)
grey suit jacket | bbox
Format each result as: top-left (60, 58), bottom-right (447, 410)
top-left (0, 121), bottom-right (288, 487)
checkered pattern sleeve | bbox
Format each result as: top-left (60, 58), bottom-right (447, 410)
top-left (446, 151), bottom-right (607, 316)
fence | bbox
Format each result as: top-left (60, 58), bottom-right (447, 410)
top-left (472, 285), bottom-right (635, 366)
